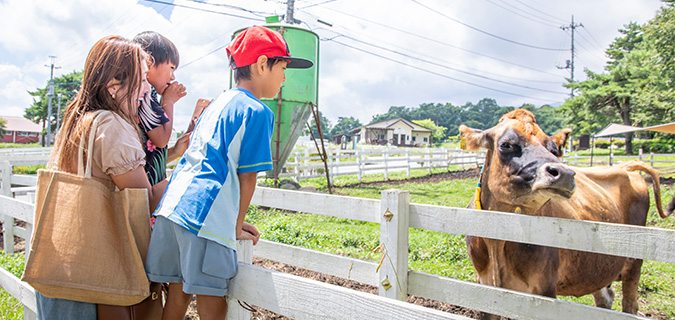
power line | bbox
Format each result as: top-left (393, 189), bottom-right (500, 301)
top-left (484, 0), bottom-right (560, 28)
top-left (298, 0), bottom-right (338, 10)
top-left (329, 39), bottom-right (566, 103)
top-left (181, 43), bottom-right (228, 69)
top-left (182, 0), bottom-right (272, 17)
top-left (302, 6), bottom-right (563, 78)
top-left (139, 0), bottom-right (263, 21)
top-left (579, 27), bottom-right (606, 51)
top-left (409, 0), bottom-right (567, 52)
top-left (330, 33), bottom-right (567, 94)
top-left (510, 0), bottom-right (568, 24)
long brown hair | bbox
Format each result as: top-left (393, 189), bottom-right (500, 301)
top-left (51, 35), bottom-right (145, 173)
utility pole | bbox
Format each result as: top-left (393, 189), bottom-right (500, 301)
top-left (284, 0), bottom-right (300, 24)
top-left (559, 15), bottom-right (583, 98)
top-left (45, 56), bottom-right (60, 147)
top-left (55, 93), bottom-right (62, 142)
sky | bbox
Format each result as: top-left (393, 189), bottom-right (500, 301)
top-left (0, 0), bottom-right (666, 132)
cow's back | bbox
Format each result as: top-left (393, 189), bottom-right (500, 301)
top-left (549, 165), bottom-right (651, 296)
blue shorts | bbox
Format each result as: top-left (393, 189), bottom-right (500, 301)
top-left (145, 216), bottom-right (238, 296)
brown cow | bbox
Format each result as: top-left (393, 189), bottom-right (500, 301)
top-left (459, 109), bottom-right (668, 319)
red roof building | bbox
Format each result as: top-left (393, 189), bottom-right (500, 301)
top-left (0, 116), bottom-right (42, 144)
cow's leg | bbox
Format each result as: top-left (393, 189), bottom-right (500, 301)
top-left (591, 285), bottom-right (615, 309)
top-left (619, 258), bottom-right (643, 314)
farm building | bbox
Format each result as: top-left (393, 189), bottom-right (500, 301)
top-left (0, 116), bottom-right (42, 144)
top-left (350, 117), bottom-right (432, 147)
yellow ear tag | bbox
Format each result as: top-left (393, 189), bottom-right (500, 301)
top-left (460, 137), bottom-right (467, 150)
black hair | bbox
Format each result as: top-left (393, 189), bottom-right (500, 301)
top-left (133, 31), bottom-right (180, 68)
top-left (231, 56), bottom-right (282, 83)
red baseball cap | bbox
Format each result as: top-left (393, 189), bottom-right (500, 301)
top-left (226, 25), bottom-right (313, 70)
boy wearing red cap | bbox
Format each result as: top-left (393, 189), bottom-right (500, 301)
top-left (144, 25), bottom-right (313, 319)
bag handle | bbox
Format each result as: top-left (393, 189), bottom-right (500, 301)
top-left (77, 110), bottom-right (106, 178)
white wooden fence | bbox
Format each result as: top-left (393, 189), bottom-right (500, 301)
top-left (1, 180), bottom-right (673, 319)
top-left (282, 147), bottom-right (485, 182)
top-left (282, 147), bottom-right (675, 182)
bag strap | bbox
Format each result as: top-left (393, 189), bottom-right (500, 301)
top-left (77, 110), bottom-right (106, 178)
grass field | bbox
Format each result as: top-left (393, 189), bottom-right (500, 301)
top-left (1, 165), bottom-right (674, 318)
top-left (0, 253), bottom-right (25, 320)
top-left (250, 167), bottom-right (675, 318)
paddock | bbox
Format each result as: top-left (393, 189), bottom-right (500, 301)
top-left (1, 166), bottom-right (674, 319)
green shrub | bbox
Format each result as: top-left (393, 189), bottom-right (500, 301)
top-left (633, 138), bottom-right (675, 153)
top-left (12, 165), bottom-right (44, 175)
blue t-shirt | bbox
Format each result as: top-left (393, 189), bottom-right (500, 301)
top-left (154, 88), bottom-right (274, 250)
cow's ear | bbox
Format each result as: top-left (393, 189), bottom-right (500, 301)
top-left (551, 128), bottom-right (572, 157)
top-left (459, 125), bottom-right (491, 151)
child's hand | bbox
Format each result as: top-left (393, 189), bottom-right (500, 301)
top-left (191, 98), bottom-right (211, 125)
top-left (237, 222), bottom-right (260, 245)
top-left (173, 131), bottom-right (192, 156)
top-left (161, 81), bottom-right (187, 107)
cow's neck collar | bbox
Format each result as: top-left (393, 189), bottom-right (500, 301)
top-left (475, 151), bottom-right (523, 214)
top-left (474, 156), bottom-right (486, 210)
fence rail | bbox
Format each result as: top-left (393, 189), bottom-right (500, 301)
top-left (1, 148), bottom-right (674, 319)
top-left (2, 186), bottom-right (668, 319)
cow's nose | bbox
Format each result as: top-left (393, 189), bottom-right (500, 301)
top-left (533, 163), bottom-right (576, 196)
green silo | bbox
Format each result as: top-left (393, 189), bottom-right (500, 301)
top-left (230, 22), bottom-right (319, 180)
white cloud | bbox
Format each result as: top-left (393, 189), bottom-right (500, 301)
top-left (0, 0), bottom-right (665, 131)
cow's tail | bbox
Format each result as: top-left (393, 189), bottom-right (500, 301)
top-left (621, 160), bottom-right (668, 218)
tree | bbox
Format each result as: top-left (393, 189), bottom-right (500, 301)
top-left (330, 116), bottom-right (362, 137)
top-left (641, 2), bottom-right (675, 125)
top-left (25, 71), bottom-right (82, 146)
top-left (460, 98), bottom-right (514, 130)
top-left (370, 106), bottom-right (411, 123)
top-left (561, 22), bottom-right (652, 154)
top-left (520, 104), bottom-right (566, 135)
top-left (306, 110), bottom-right (332, 140)
top-left (0, 117), bottom-right (6, 139)
top-left (412, 119), bottom-right (446, 145)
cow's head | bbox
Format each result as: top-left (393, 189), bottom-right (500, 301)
top-left (459, 109), bottom-right (575, 213)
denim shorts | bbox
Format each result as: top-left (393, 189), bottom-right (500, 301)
top-left (145, 216), bottom-right (238, 296)
top-left (35, 291), bottom-right (96, 320)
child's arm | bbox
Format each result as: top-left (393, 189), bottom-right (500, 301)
top-left (166, 131), bottom-right (191, 162)
top-left (236, 171), bottom-right (260, 245)
top-left (165, 98), bottom-right (210, 162)
top-left (146, 82), bottom-right (186, 148)
top-left (186, 98), bottom-right (211, 133)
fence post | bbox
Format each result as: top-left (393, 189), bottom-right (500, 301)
top-left (328, 149), bottom-right (334, 184)
top-left (24, 308), bottom-right (36, 320)
top-left (379, 189), bottom-right (410, 301)
top-left (383, 148), bottom-right (389, 180)
top-left (651, 152), bottom-right (654, 167)
top-left (609, 151), bottom-right (614, 166)
top-left (335, 149), bottom-right (341, 179)
top-left (305, 148), bottom-right (310, 177)
top-left (405, 149), bottom-right (410, 178)
top-left (1, 160), bottom-right (10, 197)
top-left (1, 161), bottom-right (15, 254)
top-left (426, 148), bottom-right (431, 174)
top-left (639, 148), bottom-right (643, 161)
top-left (574, 152), bottom-right (578, 167)
top-left (356, 150), bottom-right (362, 182)
top-left (293, 151), bottom-right (300, 181)
top-left (226, 240), bottom-right (253, 320)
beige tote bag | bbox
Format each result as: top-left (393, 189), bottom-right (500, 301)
top-left (22, 112), bottom-right (152, 306)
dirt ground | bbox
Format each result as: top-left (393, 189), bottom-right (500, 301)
top-left (180, 257), bottom-right (481, 320)
top-left (4, 167), bottom-right (671, 319)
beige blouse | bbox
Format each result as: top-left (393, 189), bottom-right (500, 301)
top-left (90, 111), bottom-right (146, 180)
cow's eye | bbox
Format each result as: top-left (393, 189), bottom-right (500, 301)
top-left (500, 142), bottom-right (512, 150)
